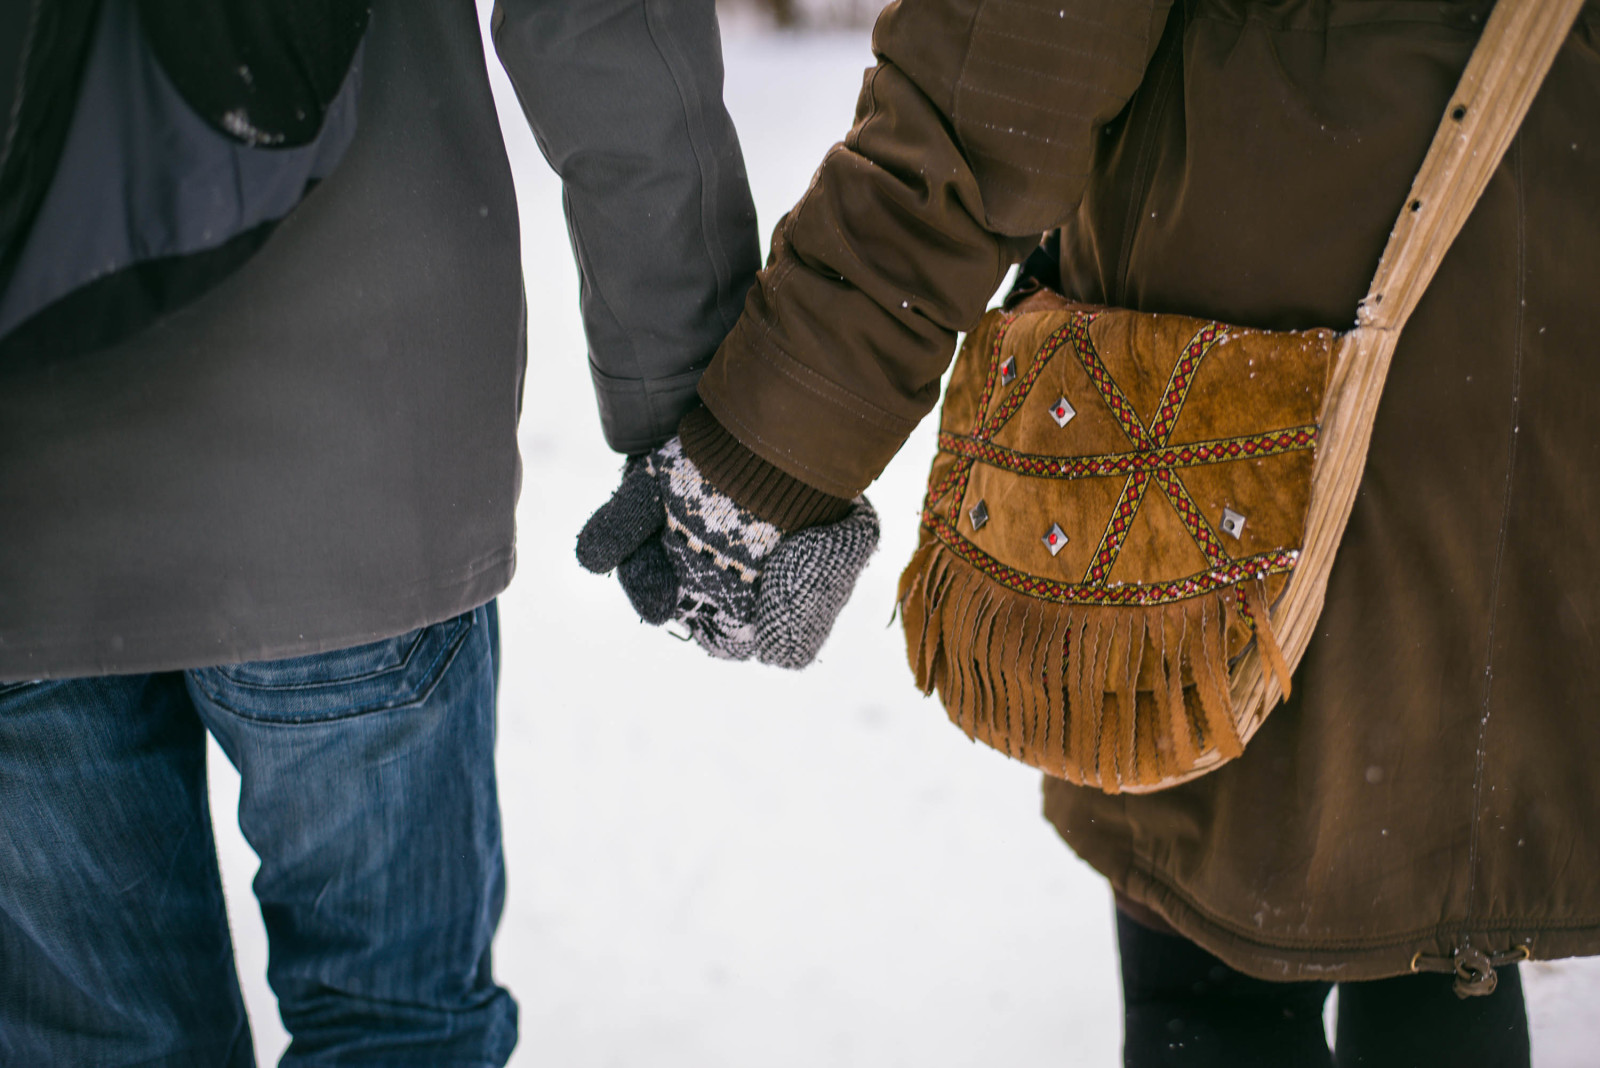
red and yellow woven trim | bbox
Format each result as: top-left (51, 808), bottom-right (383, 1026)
top-left (978, 319), bottom-right (1083, 437)
top-left (1150, 469), bottom-right (1230, 569)
top-left (928, 308), bottom-right (1309, 604)
top-left (1148, 321), bottom-right (1223, 444)
top-left (937, 426), bottom-right (1318, 480)
top-left (1083, 472), bottom-right (1153, 585)
top-left (922, 510), bottom-right (1299, 607)
top-left (968, 312), bottom-right (1019, 430)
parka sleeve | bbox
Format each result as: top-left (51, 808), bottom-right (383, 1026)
top-left (491, 0), bottom-right (760, 454)
top-left (694, 0), bottom-right (1174, 499)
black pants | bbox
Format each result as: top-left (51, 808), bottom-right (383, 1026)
top-left (1118, 912), bottom-right (1531, 1068)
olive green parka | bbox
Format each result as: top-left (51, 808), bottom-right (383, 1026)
top-left (689, 0), bottom-right (1600, 983)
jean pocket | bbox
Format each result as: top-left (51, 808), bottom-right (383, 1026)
top-left (189, 611), bottom-right (475, 723)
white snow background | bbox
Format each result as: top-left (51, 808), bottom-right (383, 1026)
top-left (206, 11), bottom-right (1600, 1066)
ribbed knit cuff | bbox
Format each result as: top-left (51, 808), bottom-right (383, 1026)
top-left (678, 406), bottom-right (853, 532)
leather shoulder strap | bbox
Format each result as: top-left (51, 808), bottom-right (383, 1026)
top-left (1358, 0), bottom-right (1585, 333)
top-left (1228, 0), bottom-right (1587, 732)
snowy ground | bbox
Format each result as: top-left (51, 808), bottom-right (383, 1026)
top-left (207, 16), bottom-right (1600, 1067)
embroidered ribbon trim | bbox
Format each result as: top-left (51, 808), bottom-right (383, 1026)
top-left (922, 509), bottom-right (1299, 607)
top-left (936, 426), bottom-right (1319, 480)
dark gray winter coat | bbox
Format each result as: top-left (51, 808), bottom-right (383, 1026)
top-left (0, 0), bottom-right (757, 679)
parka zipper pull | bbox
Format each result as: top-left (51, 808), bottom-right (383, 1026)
top-left (1409, 942), bottom-right (1530, 998)
top-left (1450, 945), bottom-right (1498, 997)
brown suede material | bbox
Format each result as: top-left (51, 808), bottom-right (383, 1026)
top-left (701, 0), bottom-right (1600, 984)
top-left (1108, 490), bottom-right (1213, 588)
top-left (940, 299), bottom-right (1326, 645)
top-left (904, 295), bottom-right (1327, 793)
top-left (959, 463), bottom-right (1132, 585)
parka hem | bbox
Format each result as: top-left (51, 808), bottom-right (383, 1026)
top-left (1122, 861), bottom-right (1600, 984)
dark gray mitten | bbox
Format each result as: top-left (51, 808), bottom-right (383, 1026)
top-left (753, 499), bottom-right (879, 669)
top-left (575, 456), bottom-right (677, 624)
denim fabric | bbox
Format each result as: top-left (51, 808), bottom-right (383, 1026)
top-left (0, 603), bottom-right (516, 1067)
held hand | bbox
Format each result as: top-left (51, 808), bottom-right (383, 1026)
top-left (576, 438), bottom-right (878, 668)
top-left (751, 499), bottom-right (879, 669)
top-left (572, 456), bottom-right (678, 625)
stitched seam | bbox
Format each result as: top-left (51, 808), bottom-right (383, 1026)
top-left (1065, 314), bottom-right (1153, 448)
top-left (962, 146), bottom-right (1091, 180)
top-left (192, 615), bottom-right (475, 724)
top-left (924, 512), bottom-right (1296, 606)
top-left (564, 195), bottom-right (645, 416)
top-left (982, 0), bottom-right (1146, 42)
top-left (732, 328), bottom-right (918, 431)
top-left (958, 119), bottom-right (1107, 148)
top-left (625, 2), bottom-right (702, 438)
top-left (1152, 469), bottom-right (1229, 567)
top-left (0, 0), bottom-right (42, 177)
top-left (1131, 859), bottom-right (1576, 952)
top-left (925, 315), bottom-right (1018, 515)
top-left (642, 2), bottom-right (740, 337)
top-left (1082, 472), bottom-right (1153, 583)
top-left (212, 620), bottom-right (450, 691)
top-left (1189, 9), bottom-right (1490, 33)
top-left (958, 82), bottom-right (1127, 118)
top-left (938, 425), bottom-right (1318, 477)
top-left (1463, 138), bottom-right (1526, 943)
top-left (737, 141), bottom-right (878, 446)
top-left (980, 320), bottom-right (1079, 437)
top-left (966, 52), bottom-right (1144, 93)
top-left (1114, 14), bottom-right (1180, 299)
top-left (947, 0), bottom-right (989, 136)
top-left (971, 27), bottom-right (1146, 72)
top-left (1146, 322), bottom-right (1224, 443)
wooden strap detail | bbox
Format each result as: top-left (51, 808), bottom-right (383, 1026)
top-left (1358, 0), bottom-right (1587, 334)
top-left (1219, 0), bottom-right (1586, 755)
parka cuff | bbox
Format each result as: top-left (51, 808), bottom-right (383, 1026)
top-left (678, 406), bottom-right (853, 532)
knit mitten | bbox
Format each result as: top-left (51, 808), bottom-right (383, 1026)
top-left (753, 499), bottom-right (879, 668)
top-left (576, 437), bottom-right (878, 667)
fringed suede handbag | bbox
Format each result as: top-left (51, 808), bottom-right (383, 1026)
top-left (899, 0), bottom-right (1583, 794)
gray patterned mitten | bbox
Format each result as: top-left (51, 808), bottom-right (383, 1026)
top-left (652, 436), bottom-right (782, 659)
top-left (576, 437), bottom-right (879, 668)
top-left (753, 499), bottom-right (880, 668)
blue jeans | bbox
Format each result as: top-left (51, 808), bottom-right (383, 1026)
top-left (0, 603), bottom-right (517, 1066)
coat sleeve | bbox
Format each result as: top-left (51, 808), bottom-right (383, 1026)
top-left (694, 0), bottom-right (1174, 499)
top-left (491, 0), bottom-right (760, 454)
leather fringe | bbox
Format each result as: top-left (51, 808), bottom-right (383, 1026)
top-left (899, 540), bottom-right (1284, 792)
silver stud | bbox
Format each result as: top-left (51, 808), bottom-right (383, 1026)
top-left (969, 499), bottom-right (989, 531)
top-left (1042, 523), bottom-right (1068, 556)
top-left (1220, 507), bottom-right (1247, 539)
top-left (999, 356), bottom-right (1018, 386)
top-left (1048, 395), bottom-right (1077, 428)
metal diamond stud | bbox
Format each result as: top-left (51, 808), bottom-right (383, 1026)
top-left (1042, 523), bottom-right (1068, 556)
top-left (1220, 507), bottom-right (1247, 540)
top-left (1048, 395), bottom-right (1077, 428)
top-left (999, 356), bottom-right (1018, 386)
top-left (969, 499), bottom-right (989, 531)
